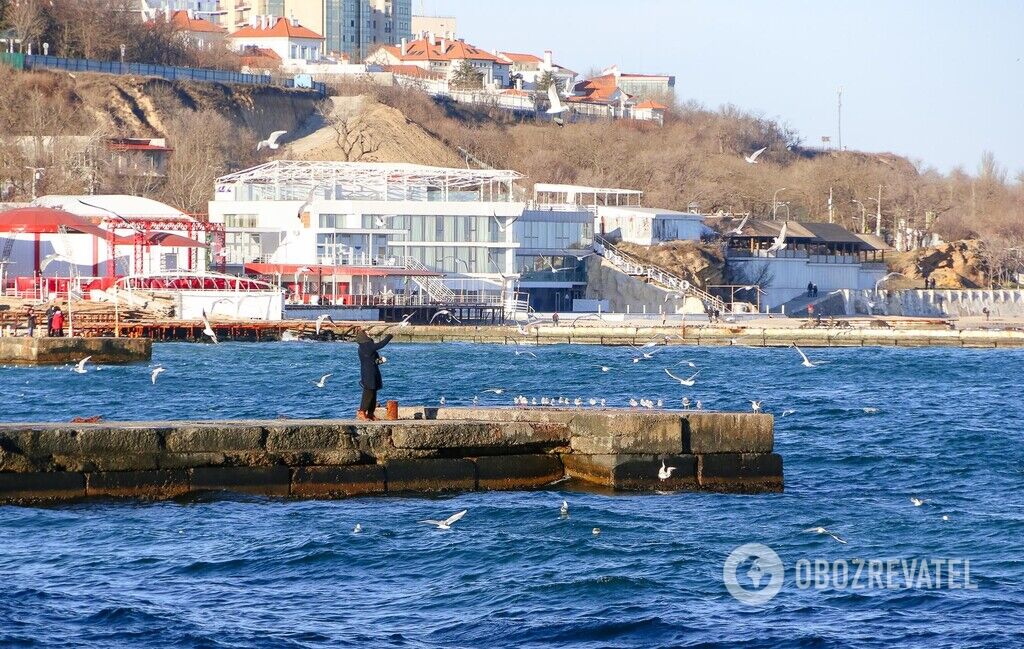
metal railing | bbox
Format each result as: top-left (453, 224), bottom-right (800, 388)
top-left (596, 235), bottom-right (725, 311)
top-left (22, 55), bottom-right (326, 95)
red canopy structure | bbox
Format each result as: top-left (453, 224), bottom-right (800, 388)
top-left (0, 207), bottom-right (114, 238)
top-left (147, 232), bottom-right (209, 248)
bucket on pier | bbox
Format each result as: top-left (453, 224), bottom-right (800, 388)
top-left (386, 400), bottom-right (399, 420)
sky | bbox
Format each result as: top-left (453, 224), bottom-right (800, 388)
top-left (419, 0), bottom-right (1024, 175)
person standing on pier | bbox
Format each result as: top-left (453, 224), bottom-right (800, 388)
top-left (354, 327), bottom-right (393, 421)
top-left (50, 307), bottom-right (65, 337)
top-left (24, 308), bottom-right (36, 338)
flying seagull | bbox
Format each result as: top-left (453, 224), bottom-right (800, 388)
top-left (420, 509), bottom-right (468, 530)
top-left (792, 344), bottom-right (818, 368)
top-left (728, 213), bottom-right (751, 236)
top-left (595, 365), bottom-right (611, 372)
top-left (257, 130), bottom-right (287, 151)
top-left (73, 356), bottom-right (92, 374)
top-left (429, 309), bottom-right (461, 324)
top-left (664, 368), bottom-right (700, 386)
top-left (201, 309), bottom-right (218, 343)
top-left (150, 367), bottom-right (165, 385)
top-left (744, 146), bottom-right (767, 164)
top-left (658, 460), bottom-right (676, 480)
top-left (491, 210), bottom-right (521, 232)
top-left (766, 221), bottom-right (788, 253)
top-left (315, 314), bottom-right (334, 335)
top-left (910, 497), bottom-right (926, 507)
top-left (483, 388), bottom-right (505, 394)
top-left (514, 348), bottom-right (538, 359)
top-left (804, 526), bottom-right (848, 544)
top-left (397, 313), bottom-right (414, 327)
top-left (314, 374), bottom-right (332, 388)
top-left (546, 84), bottom-right (568, 126)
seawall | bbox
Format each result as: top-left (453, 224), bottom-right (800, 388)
top-left (0, 408), bottom-right (780, 503)
top-left (0, 337), bottom-right (151, 365)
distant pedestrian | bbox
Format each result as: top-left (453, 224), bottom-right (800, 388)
top-left (354, 326), bottom-right (393, 421)
top-left (552, 311), bottom-right (560, 326)
top-left (50, 307), bottom-right (65, 337)
top-left (983, 307), bottom-right (991, 322)
top-left (25, 308), bottom-right (36, 338)
top-left (812, 284), bottom-right (819, 297)
top-left (930, 278), bottom-right (937, 290)
top-left (45, 305), bottom-right (57, 336)
top-left (807, 281), bottom-right (814, 298)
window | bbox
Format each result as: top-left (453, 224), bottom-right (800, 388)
top-left (224, 214), bottom-right (258, 228)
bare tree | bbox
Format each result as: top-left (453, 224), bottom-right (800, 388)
top-left (4, 0), bottom-right (45, 53)
top-left (321, 108), bottom-right (381, 162)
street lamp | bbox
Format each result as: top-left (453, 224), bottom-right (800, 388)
top-left (867, 185), bottom-right (882, 236)
top-left (851, 199), bottom-right (867, 233)
top-left (772, 187), bottom-right (787, 220)
top-left (777, 202), bottom-right (791, 220)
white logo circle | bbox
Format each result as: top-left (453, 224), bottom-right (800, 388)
top-left (723, 543), bottom-right (784, 605)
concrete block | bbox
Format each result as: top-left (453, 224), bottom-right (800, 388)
top-left (682, 413), bottom-right (773, 454)
top-left (86, 470), bottom-right (189, 498)
top-left (164, 424), bottom-right (264, 453)
top-left (190, 466), bottom-right (290, 496)
top-left (697, 453), bottom-right (784, 493)
top-left (384, 458), bottom-right (476, 492)
top-left (569, 412), bottom-right (683, 454)
top-left (390, 421), bottom-right (568, 452)
top-left (291, 465), bottom-right (386, 497)
top-left (0, 471), bottom-right (85, 501)
top-left (474, 454), bottom-right (564, 490)
top-left (264, 423), bottom-right (359, 451)
top-left (561, 453), bottom-right (697, 490)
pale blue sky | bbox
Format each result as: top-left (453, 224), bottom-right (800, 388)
top-left (419, 0), bottom-right (1024, 175)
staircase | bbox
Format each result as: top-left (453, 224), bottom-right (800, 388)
top-left (595, 236), bottom-right (726, 312)
top-left (402, 256), bottom-right (457, 303)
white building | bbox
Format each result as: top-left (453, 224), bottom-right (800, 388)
top-left (497, 50), bottom-right (576, 91)
top-left (228, 15), bottom-right (324, 62)
top-left (208, 161), bottom-right (593, 310)
top-left (366, 33), bottom-right (510, 88)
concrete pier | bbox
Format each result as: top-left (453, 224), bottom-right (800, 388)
top-left (0, 408), bottom-right (781, 503)
top-left (0, 337), bottom-right (152, 365)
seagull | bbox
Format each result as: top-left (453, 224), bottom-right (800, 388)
top-left (73, 356), bottom-right (92, 374)
top-left (728, 213), bottom-right (751, 236)
top-left (295, 186), bottom-right (318, 220)
top-left (596, 365), bottom-right (611, 372)
top-left (942, 515), bottom-right (950, 522)
top-left (629, 398), bottom-right (639, 408)
top-left (781, 408), bottom-right (796, 417)
top-left (599, 398), bottom-right (606, 407)
top-left (472, 395), bottom-right (479, 406)
top-left (353, 523), bottom-right (362, 533)
top-left (514, 347), bottom-right (538, 359)
top-left (257, 130), bottom-right (287, 151)
top-left (632, 351), bottom-right (657, 363)
top-left (910, 497), bottom-right (925, 507)
top-left (592, 527), bottom-right (601, 536)
top-left (744, 146), bottom-right (767, 164)
top-left (515, 322), bottom-right (537, 336)
top-left (483, 388), bottom-right (505, 394)
top-left (559, 500), bottom-right (569, 517)
top-left (803, 526), bottom-right (848, 544)
top-left (420, 509), bottom-right (468, 530)
top-left (546, 84), bottom-right (568, 126)
top-left (677, 360), bottom-right (697, 368)
top-left (397, 313), bottom-right (414, 327)
top-left (439, 396), bottom-right (446, 406)
top-left (314, 374), bottom-right (332, 388)
top-left (751, 400), bottom-right (762, 412)
top-left (682, 397), bottom-right (691, 409)
top-left (793, 344), bottom-right (818, 368)
top-left (200, 310), bottom-right (218, 343)
top-left (588, 398), bottom-right (597, 406)
top-left (490, 211), bottom-right (521, 232)
top-left (573, 397), bottom-right (582, 407)
top-left (766, 221), bottom-right (788, 253)
top-left (315, 314), bottom-right (334, 335)
top-left (862, 407), bottom-right (879, 414)
top-left (658, 460), bottom-right (676, 480)
top-left (150, 367), bottom-right (165, 384)
top-left (429, 309), bottom-right (461, 324)
top-left (665, 369), bottom-right (700, 386)
top-left (695, 400), bottom-right (703, 410)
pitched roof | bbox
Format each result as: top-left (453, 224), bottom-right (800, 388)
top-left (167, 10), bottom-right (225, 34)
top-left (239, 46), bottom-right (282, 66)
top-left (382, 64), bottom-right (444, 80)
top-left (229, 17), bottom-right (323, 41)
top-left (634, 99), bottom-right (668, 110)
top-left (498, 51), bottom-right (542, 63)
top-left (569, 74), bottom-right (631, 105)
top-left (381, 36), bottom-right (503, 63)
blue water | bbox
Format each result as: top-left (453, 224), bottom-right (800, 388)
top-left (1, 342), bottom-right (1023, 648)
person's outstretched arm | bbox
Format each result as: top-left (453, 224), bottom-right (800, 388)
top-left (375, 333), bottom-right (394, 350)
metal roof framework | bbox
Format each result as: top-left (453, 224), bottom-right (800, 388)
top-left (216, 161), bottom-right (524, 203)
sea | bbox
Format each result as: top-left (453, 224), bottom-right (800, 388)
top-left (0, 342), bottom-right (1022, 648)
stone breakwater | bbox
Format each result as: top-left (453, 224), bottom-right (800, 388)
top-left (0, 408), bottom-right (780, 503)
top-left (0, 337), bottom-right (151, 365)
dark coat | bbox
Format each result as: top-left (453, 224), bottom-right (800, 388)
top-left (358, 334), bottom-right (393, 390)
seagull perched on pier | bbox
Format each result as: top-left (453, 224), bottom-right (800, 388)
top-left (803, 526), bottom-right (848, 544)
top-left (201, 310), bottom-right (218, 344)
top-left (150, 367), bottom-right (165, 385)
top-left (665, 368), bottom-right (700, 386)
top-left (256, 130), bottom-right (287, 151)
top-left (420, 509), bottom-right (468, 530)
top-left (629, 398), bottom-right (639, 408)
top-left (744, 146), bottom-right (767, 164)
top-left (73, 356), bottom-right (92, 374)
top-left (751, 400), bottom-right (763, 412)
top-left (315, 314), bottom-right (334, 335)
top-left (439, 396), bottom-right (446, 406)
top-left (658, 460), bottom-right (676, 480)
top-left (314, 374), bottom-right (332, 389)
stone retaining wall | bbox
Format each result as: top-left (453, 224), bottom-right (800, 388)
top-left (0, 409), bottom-right (781, 503)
